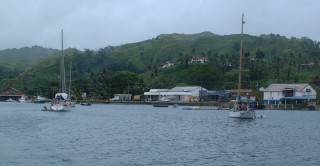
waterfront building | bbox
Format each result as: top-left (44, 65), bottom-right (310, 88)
top-left (262, 83), bottom-right (316, 104)
top-left (0, 87), bottom-right (24, 101)
top-left (144, 86), bottom-right (207, 102)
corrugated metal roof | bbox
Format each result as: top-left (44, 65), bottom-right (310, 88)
top-left (161, 92), bottom-right (195, 96)
top-left (264, 84), bottom-right (309, 92)
top-left (169, 86), bottom-right (207, 92)
top-left (207, 90), bottom-right (228, 95)
top-left (144, 91), bottom-right (195, 96)
top-left (149, 89), bottom-right (169, 93)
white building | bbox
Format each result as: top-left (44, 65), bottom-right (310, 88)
top-left (111, 94), bottom-right (132, 101)
top-left (161, 61), bottom-right (174, 69)
top-left (188, 56), bottom-right (208, 64)
top-left (263, 83), bottom-right (316, 104)
top-left (144, 86), bottom-right (207, 102)
top-left (143, 89), bottom-right (170, 101)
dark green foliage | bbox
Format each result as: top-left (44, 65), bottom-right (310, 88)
top-left (0, 45), bottom-right (59, 69)
top-left (145, 64), bottom-right (222, 90)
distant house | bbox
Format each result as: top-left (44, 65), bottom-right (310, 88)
top-left (161, 61), bottom-right (174, 69)
top-left (111, 94), bottom-right (132, 101)
top-left (188, 56), bottom-right (208, 64)
top-left (262, 83), bottom-right (316, 104)
top-left (0, 87), bottom-right (24, 101)
top-left (144, 86), bottom-right (207, 102)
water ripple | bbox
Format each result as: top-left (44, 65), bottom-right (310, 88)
top-left (1, 103), bottom-right (320, 165)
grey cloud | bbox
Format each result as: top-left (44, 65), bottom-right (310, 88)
top-left (0, 0), bottom-right (319, 50)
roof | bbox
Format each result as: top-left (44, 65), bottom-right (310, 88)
top-left (229, 89), bottom-right (253, 93)
top-left (169, 86), bottom-right (207, 92)
top-left (161, 91), bottom-right (195, 96)
top-left (190, 56), bottom-right (208, 60)
top-left (0, 87), bottom-right (23, 96)
top-left (207, 90), bottom-right (229, 95)
top-left (144, 91), bottom-right (195, 96)
top-left (149, 89), bottom-right (169, 93)
top-left (264, 84), bottom-right (309, 92)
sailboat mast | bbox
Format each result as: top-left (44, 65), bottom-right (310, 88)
top-left (61, 29), bottom-right (66, 93)
top-left (68, 61), bottom-right (72, 98)
top-left (238, 14), bottom-right (244, 96)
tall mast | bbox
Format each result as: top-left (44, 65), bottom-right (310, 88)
top-left (238, 14), bottom-right (244, 96)
top-left (61, 29), bottom-right (66, 93)
top-left (68, 61), bottom-right (72, 98)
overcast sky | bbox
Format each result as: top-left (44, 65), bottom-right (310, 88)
top-left (0, 0), bottom-right (319, 50)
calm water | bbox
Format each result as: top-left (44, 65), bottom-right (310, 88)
top-left (1, 102), bottom-right (320, 166)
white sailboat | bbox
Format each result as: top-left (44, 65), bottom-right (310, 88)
top-left (51, 29), bottom-right (72, 111)
top-left (229, 14), bottom-right (256, 119)
top-left (19, 95), bottom-right (29, 103)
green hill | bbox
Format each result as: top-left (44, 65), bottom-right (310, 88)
top-left (0, 46), bottom-right (59, 81)
top-left (2, 32), bottom-right (320, 100)
top-left (0, 45), bottom-right (59, 68)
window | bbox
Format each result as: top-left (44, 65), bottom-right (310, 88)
top-left (282, 88), bottom-right (294, 97)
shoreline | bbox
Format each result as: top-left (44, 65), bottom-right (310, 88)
top-left (84, 100), bottom-right (318, 111)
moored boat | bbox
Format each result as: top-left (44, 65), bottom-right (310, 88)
top-left (182, 106), bottom-right (220, 110)
top-left (34, 96), bottom-right (48, 103)
top-left (228, 14), bottom-right (256, 119)
top-left (19, 95), bottom-right (29, 103)
top-left (229, 99), bottom-right (256, 119)
top-left (48, 30), bottom-right (72, 112)
top-left (153, 104), bottom-right (169, 107)
top-left (51, 93), bottom-right (72, 111)
top-left (80, 102), bottom-right (91, 106)
top-left (6, 98), bottom-right (15, 102)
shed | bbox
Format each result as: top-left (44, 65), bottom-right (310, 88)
top-left (0, 87), bottom-right (24, 101)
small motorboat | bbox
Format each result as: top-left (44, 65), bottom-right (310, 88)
top-left (80, 102), bottom-right (91, 106)
top-left (153, 104), bottom-right (169, 107)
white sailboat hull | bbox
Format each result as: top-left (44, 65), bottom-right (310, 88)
top-left (229, 110), bottom-right (256, 119)
top-left (51, 101), bottom-right (71, 111)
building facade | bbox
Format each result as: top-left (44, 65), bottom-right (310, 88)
top-left (0, 87), bottom-right (24, 101)
top-left (263, 83), bottom-right (316, 104)
top-left (144, 86), bottom-right (207, 102)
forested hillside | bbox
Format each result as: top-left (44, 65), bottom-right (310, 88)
top-left (0, 46), bottom-right (59, 81)
top-left (1, 32), bottom-right (320, 100)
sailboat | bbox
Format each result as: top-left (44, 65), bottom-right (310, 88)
top-left (50, 29), bottom-right (72, 111)
top-left (229, 14), bottom-right (256, 119)
top-left (80, 93), bottom-right (91, 106)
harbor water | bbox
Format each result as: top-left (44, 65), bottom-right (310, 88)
top-left (1, 102), bottom-right (320, 165)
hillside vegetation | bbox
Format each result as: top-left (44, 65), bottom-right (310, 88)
top-left (0, 46), bottom-right (59, 81)
top-left (1, 32), bottom-right (320, 101)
